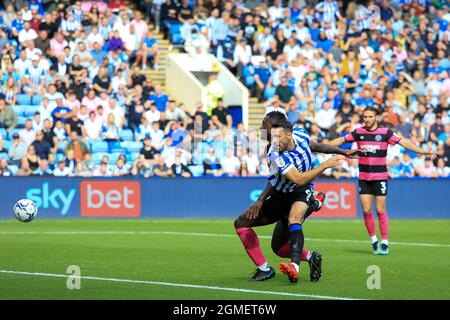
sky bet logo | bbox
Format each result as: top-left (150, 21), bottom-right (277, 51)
top-left (26, 183), bottom-right (76, 215)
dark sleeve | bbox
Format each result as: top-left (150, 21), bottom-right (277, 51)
top-left (344, 130), bottom-right (357, 143)
top-left (387, 128), bottom-right (401, 145)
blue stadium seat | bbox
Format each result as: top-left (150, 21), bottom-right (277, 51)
top-left (57, 141), bottom-right (67, 153)
top-left (91, 141), bottom-right (109, 153)
top-left (108, 153), bottom-right (121, 164)
top-left (121, 141), bottom-right (143, 153)
top-left (118, 129), bottom-right (134, 141)
top-left (125, 152), bottom-right (140, 163)
top-left (31, 95), bottom-right (42, 106)
top-left (0, 128), bottom-right (7, 139)
top-left (9, 164), bottom-right (19, 175)
top-left (8, 128), bottom-right (21, 140)
top-left (17, 117), bottom-right (28, 128)
top-left (12, 105), bottom-right (25, 116)
top-left (169, 23), bottom-right (183, 44)
top-left (91, 152), bottom-right (108, 164)
top-left (130, 152), bottom-right (140, 161)
top-left (16, 94), bottom-right (32, 105)
top-left (24, 105), bottom-right (40, 117)
top-left (188, 165), bottom-right (204, 177)
top-left (2, 140), bottom-right (11, 151)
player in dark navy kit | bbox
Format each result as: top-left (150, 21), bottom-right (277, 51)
top-left (330, 107), bottom-right (436, 255)
top-left (234, 112), bottom-right (365, 283)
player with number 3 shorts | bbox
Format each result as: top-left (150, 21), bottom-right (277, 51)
top-left (330, 107), bottom-right (436, 255)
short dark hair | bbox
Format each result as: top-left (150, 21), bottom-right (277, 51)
top-left (271, 120), bottom-right (293, 133)
top-left (363, 107), bottom-right (379, 115)
top-left (263, 111), bottom-right (287, 127)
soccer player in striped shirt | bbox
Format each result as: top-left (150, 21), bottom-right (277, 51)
top-left (235, 113), bottom-right (365, 283)
top-left (330, 108), bottom-right (436, 255)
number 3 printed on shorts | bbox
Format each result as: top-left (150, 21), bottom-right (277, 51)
top-left (305, 189), bottom-right (312, 202)
top-left (380, 182), bottom-right (386, 195)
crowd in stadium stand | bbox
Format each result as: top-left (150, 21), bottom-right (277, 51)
top-left (0, 0), bottom-right (449, 179)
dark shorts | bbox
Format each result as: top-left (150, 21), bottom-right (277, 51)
top-left (359, 180), bottom-right (388, 196)
top-left (260, 185), bottom-right (315, 226)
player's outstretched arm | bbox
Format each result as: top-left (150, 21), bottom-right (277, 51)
top-left (310, 141), bottom-right (366, 158)
top-left (399, 139), bottom-right (437, 159)
top-left (328, 137), bottom-right (346, 147)
top-left (284, 156), bottom-right (344, 186)
top-left (245, 182), bottom-right (273, 220)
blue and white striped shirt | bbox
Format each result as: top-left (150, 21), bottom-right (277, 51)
top-left (267, 128), bottom-right (313, 193)
top-left (24, 66), bottom-right (45, 86)
top-left (315, 1), bottom-right (340, 24)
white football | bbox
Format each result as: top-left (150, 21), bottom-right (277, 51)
top-left (13, 199), bottom-right (38, 222)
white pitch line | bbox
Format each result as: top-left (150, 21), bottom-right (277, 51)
top-left (0, 230), bottom-right (449, 248)
top-left (0, 269), bottom-right (362, 300)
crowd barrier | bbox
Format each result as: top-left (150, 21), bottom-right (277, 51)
top-left (0, 177), bottom-right (448, 220)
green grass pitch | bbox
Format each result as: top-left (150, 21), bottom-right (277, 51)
top-left (0, 218), bottom-right (449, 300)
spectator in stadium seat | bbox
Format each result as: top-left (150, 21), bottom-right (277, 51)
top-left (184, 28), bottom-right (210, 58)
top-left (0, 77), bottom-right (18, 106)
top-left (131, 66), bottom-right (146, 87)
top-left (275, 76), bottom-right (294, 104)
top-left (130, 148), bottom-right (149, 173)
top-left (124, 24), bottom-right (140, 64)
top-left (18, 21), bottom-right (37, 47)
top-left (171, 154), bottom-right (192, 177)
top-left (149, 121), bottom-right (165, 150)
top-left (388, 156), bottom-right (402, 179)
top-left (220, 148), bottom-right (240, 177)
top-left (93, 66), bottom-right (112, 95)
top-left (51, 98), bottom-right (72, 124)
top-left (23, 143), bottom-right (40, 171)
top-left (419, 157), bottom-right (438, 178)
top-left (65, 107), bottom-right (86, 138)
top-left (233, 38), bottom-right (252, 81)
top-left (81, 89), bottom-right (100, 113)
top-left (152, 155), bottom-right (174, 178)
top-left (203, 147), bottom-right (223, 177)
top-left (264, 95), bottom-right (286, 115)
top-left (11, 11), bottom-right (25, 39)
top-left (15, 157), bottom-right (33, 176)
top-left (102, 113), bottom-right (120, 142)
top-left (430, 116), bottom-right (445, 143)
top-left (19, 119), bottom-right (36, 147)
top-left (0, 158), bottom-right (13, 177)
top-left (135, 116), bottom-right (152, 141)
top-left (315, 101), bottom-right (337, 131)
top-left (0, 94), bottom-right (17, 132)
top-left (436, 157), bottom-right (450, 178)
top-left (65, 131), bottom-right (88, 162)
top-left (53, 157), bottom-right (72, 177)
top-left (33, 159), bottom-right (53, 176)
top-left (106, 98), bottom-right (125, 129)
top-left (23, 56), bottom-right (45, 96)
top-left (8, 133), bottom-right (27, 165)
top-left (130, 10), bottom-right (148, 42)
top-left (211, 98), bottom-right (232, 129)
top-left (399, 152), bottom-right (416, 178)
top-left (149, 85), bottom-right (169, 113)
top-left (107, 30), bottom-right (124, 52)
top-left (165, 100), bottom-right (188, 126)
top-left (141, 29), bottom-right (160, 70)
top-left (140, 136), bottom-right (160, 167)
top-left (31, 130), bottom-right (51, 160)
top-left (84, 111), bottom-right (103, 141)
top-left (111, 156), bottom-right (130, 177)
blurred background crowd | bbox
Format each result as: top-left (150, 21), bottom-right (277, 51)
top-left (0, 0), bottom-right (449, 179)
